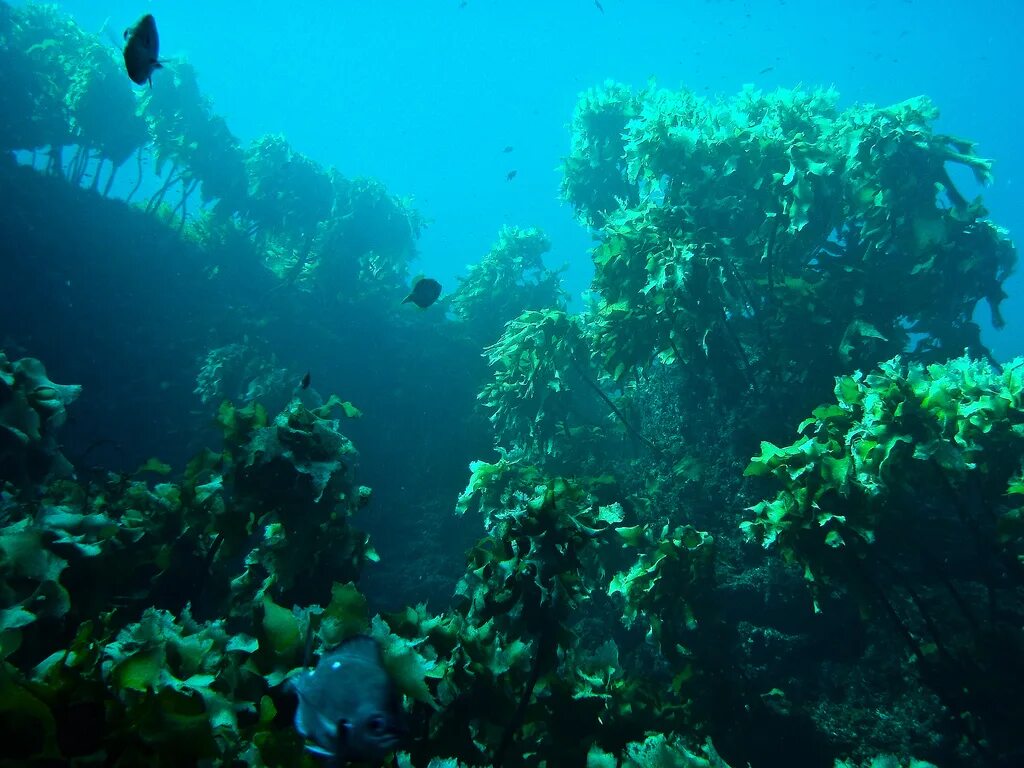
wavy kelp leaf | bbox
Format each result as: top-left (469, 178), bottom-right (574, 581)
top-left (37, 505), bottom-right (118, 557)
top-left (838, 320), bottom-right (888, 364)
top-left (216, 399), bottom-right (268, 445)
top-left (0, 606), bottom-right (36, 632)
top-left (320, 581), bottom-right (370, 646)
top-left (0, 606), bottom-right (35, 660)
top-left (371, 615), bottom-right (440, 709)
top-left (0, 629), bottom-right (23, 659)
top-left (135, 457), bottom-right (172, 476)
top-left (262, 595), bottom-right (302, 657)
top-left (455, 452), bottom-right (515, 517)
top-left (316, 394), bottom-right (363, 420)
top-left (0, 522), bottom-right (70, 619)
top-left (114, 647), bottom-right (166, 692)
top-left (622, 733), bottom-right (732, 768)
top-left (609, 525), bottom-right (715, 657)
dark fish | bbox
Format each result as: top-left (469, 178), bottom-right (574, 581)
top-left (595, 0), bottom-right (605, 12)
top-left (503, 145), bottom-right (514, 153)
top-left (759, 66), bottom-right (775, 74)
top-left (291, 636), bottom-right (403, 764)
top-left (300, 371), bottom-right (311, 390)
top-left (403, 277), bottom-right (442, 309)
top-left (123, 14), bottom-right (162, 87)
top-left (506, 170), bottom-right (517, 181)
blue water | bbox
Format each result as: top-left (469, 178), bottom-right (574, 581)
top-left (42, 0), bottom-right (1024, 359)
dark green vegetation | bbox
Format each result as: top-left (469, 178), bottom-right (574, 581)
top-left (1, 4), bottom-right (1021, 767)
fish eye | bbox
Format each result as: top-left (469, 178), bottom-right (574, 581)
top-left (367, 715), bottom-right (386, 733)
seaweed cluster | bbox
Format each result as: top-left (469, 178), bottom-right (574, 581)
top-left (0, 351), bottom-right (80, 486)
top-left (448, 226), bottom-right (567, 344)
top-left (1, 4), bottom-right (1022, 768)
top-left (562, 82), bottom-right (1013, 429)
top-left (1, 390), bottom-right (372, 764)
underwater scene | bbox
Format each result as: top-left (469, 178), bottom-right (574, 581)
top-left (1, 0), bottom-right (1023, 766)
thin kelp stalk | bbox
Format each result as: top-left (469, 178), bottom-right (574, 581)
top-left (493, 594), bottom-right (560, 768)
top-left (90, 157), bottom-right (104, 192)
top-left (285, 232), bottom-right (316, 284)
top-left (762, 213), bottom-right (779, 302)
top-left (66, 144), bottom-right (84, 182)
top-left (874, 550), bottom-right (960, 668)
top-left (891, 483), bottom-right (986, 633)
top-left (67, 145), bottom-right (90, 187)
top-left (70, 146), bottom-right (94, 187)
top-left (568, 353), bottom-right (661, 455)
top-left (78, 150), bottom-right (97, 188)
top-left (845, 540), bottom-right (995, 767)
top-left (103, 161), bottom-right (119, 197)
top-left (664, 303), bottom-right (722, 393)
top-left (45, 144), bottom-right (63, 176)
top-left (715, 304), bottom-right (758, 393)
top-left (493, 633), bottom-right (553, 767)
top-left (928, 458), bottom-right (1020, 620)
top-left (172, 177), bottom-right (199, 230)
top-left (916, 544), bottom-right (980, 633)
top-left (721, 249), bottom-right (778, 387)
top-left (146, 163), bottom-right (182, 213)
top-left (191, 532), bottom-right (225, 608)
top-left (126, 147), bottom-right (145, 203)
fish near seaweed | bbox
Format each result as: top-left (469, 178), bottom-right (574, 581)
top-left (291, 636), bottom-right (403, 764)
top-left (402, 276), bottom-right (442, 308)
top-left (123, 14), bottom-right (162, 87)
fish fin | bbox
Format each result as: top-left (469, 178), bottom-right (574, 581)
top-left (148, 77), bottom-right (153, 89)
top-left (123, 28), bottom-right (130, 40)
top-left (402, 294), bottom-right (413, 304)
top-left (153, 59), bottom-right (163, 69)
top-left (304, 744), bottom-right (335, 758)
top-left (318, 713), bottom-right (339, 736)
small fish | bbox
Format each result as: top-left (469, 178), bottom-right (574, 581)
top-left (595, 0), bottom-right (605, 12)
top-left (506, 170), bottom-right (518, 181)
top-left (123, 14), bottom-right (162, 87)
top-left (759, 66), bottom-right (775, 74)
top-left (300, 371), bottom-right (311, 390)
top-left (291, 636), bottom-right (403, 764)
top-left (502, 145), bottom-right (514, 153)
top-left (403, 276), bottom-right (442, 309)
